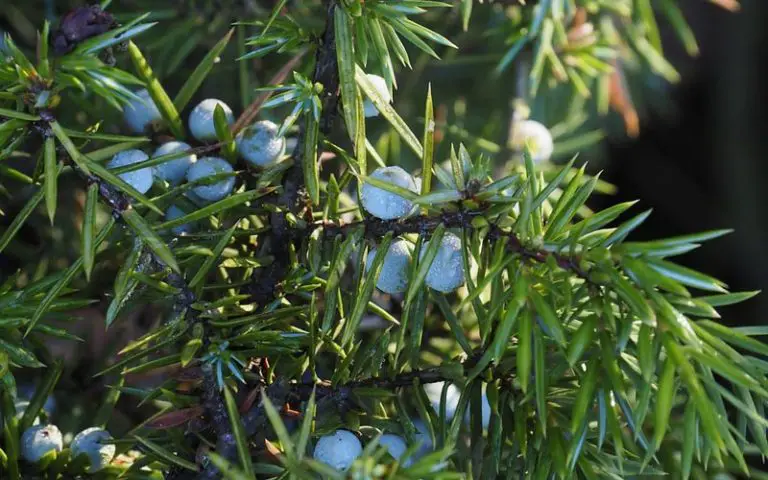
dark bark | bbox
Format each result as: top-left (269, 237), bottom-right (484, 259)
top-left (318, 210), bottom-right (592, 281)
top-left (199, 2), bottom-right (342, 478)
top-left (248, 0), bottom-right (341, 307)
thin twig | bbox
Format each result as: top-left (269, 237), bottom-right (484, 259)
top-left (232, 48), bottom-right (309, 135)
top-left (317, 210), bottom-right (593, 282)
top-left (342, 351), bottom-right (485, 390)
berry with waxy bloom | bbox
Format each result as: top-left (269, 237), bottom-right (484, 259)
top-left (424, 381), bottom-right (492, 429)
top-left (20, 424), bottom-right (63, 463)
top-left (189, 98), bottom-right (234, 142)
top-left (312, 429), bottom-right (362, 471)
top-left (510, 119), bottom-right (554, 164)
top-left (153, 141), bottom-right (196, 186)
top-left (365, 238), bottom-right (412, 294)
top-left (420, 232), bottom-right (465, 293)
top-left (107, 149), bottom-right (153, 194)
top-left (423, 381), bottom-right (462, 421)
top-left (165, 205), bottom-right (194, 235)
top-left (123, 89), bottom-right (162, 133)
top-left (363, 74), bottom-right (392, 118)
top-left (70, 427), bottom-right (116, 473)
top-left (186, 157), bottom-right (235, 202)
top-left (360, 166), bottom-right (418, 220)
top-left (236, 120), bottom-right (286, 167)
top-left (379, 434), bottom-right (412, 466)
top-left (411, 419), bottom-right (433, 460)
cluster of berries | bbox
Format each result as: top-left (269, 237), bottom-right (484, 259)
top-left (360, 166), bottom-right (465, 294)
top-left (356, 73), bottom-right (552, 294)
top-left (313, 424), bottom-right (431, 471)
top-left (21, 425), bottom-right (114, 473)
top-left (115, 91), bottom-right (287, 233)
top-left (313, 380), bottom-right (495, 471)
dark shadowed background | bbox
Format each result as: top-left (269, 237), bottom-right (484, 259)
top-left (600, 0), bottom-right (767, 329)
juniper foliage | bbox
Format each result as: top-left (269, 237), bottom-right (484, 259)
top-left (0, 1), bottom-right (763, 479)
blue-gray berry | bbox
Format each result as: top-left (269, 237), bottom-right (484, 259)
top-left (186, 157), bottom-right (235, 201)
top-left (423, 381), bottom-right (462, 421)
top-left (411, 420), bottom-right (433, 460)
top-left (363, 74), bottom-right (391, 118)
top-left (153, 141), bottom-right (196, 186)
top-left (424, 382), bottom-right (491, 429)
top-left (379, 434), bottom-right (411, 466)
top-left (420, 232), bottom-right (465, 293)
top-left (17, 385), bottom-right (57, 416)
top-left (480, 390), bottom-right (491, 429)
top-left (189, 99), bottom-right (234, 142)
top-left (107, 149), bottom-right (153, 194)
top-left (365, 238), bottom-right (412, 294)
top-left (0, 400), bottom-right (44, 427)
top-left (165, 205), bottom-right (194, 235)
top-left (70, 427), bottom-right (116, 473)
top-left (313, 430), bottom-right (362, 471)
top-left (236, 120), bottom-right (286, 167)
top-left (360, 166), bottom-right (418, 220)
top-left (511, 119), bottom-right (554, 164)
top-left (20, 424), bottom-right (63, 463)
top-left (123, 89), bottom-right (162, 134)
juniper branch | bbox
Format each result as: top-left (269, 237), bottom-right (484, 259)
top-left (195, 380), bottom-right (291, 480)
top-left (248, 0), bottom-right (340, 307)
top-left (196, 2), bottom-right (342, 478)
top-left (317, 210), bottom-right (592, 281)
top-left (197, 366), bottom-right (238, 480)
